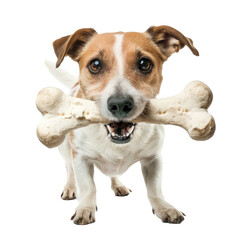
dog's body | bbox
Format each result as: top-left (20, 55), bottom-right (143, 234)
top-left (51, 26), bottom-right (199, 225)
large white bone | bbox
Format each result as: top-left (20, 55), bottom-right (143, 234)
top-left (36, 81), bottom-right (215, 148)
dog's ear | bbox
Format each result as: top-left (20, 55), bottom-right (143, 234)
top-left (53, 28), bottom-right (97, 68)
top-left (146, 25), bottom-right (199, 60)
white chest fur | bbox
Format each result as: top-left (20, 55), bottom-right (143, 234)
top-left (72, 123), bottom-right (164, 176)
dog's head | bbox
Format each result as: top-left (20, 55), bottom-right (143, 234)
top-left (53, 26), bottom-right (199, 144)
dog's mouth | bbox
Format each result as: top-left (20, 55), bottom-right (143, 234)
top-left (105, 122), bottom-right (137, 144)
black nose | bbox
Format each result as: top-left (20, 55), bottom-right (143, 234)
top-left (107, 95), bottom-right (134, 118)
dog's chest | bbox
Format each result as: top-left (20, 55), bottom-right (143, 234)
top-left (73, 124), bottom-right (164, 176)
top-left (93, 147), bottom-right (140, 176)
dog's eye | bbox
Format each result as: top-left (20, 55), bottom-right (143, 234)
top-left (88, 59), bottom-right (102, 74)
top-left (138, 58), bottom-right (152, 73)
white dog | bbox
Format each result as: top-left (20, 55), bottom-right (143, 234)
top-left (47, 25), bottom-right (199, 225)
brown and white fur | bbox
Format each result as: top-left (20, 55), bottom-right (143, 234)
top-left (50, 26), bottom-right (199, 225)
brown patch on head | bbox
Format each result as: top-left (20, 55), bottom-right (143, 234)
top-left (53, 26), bottom-right (199, 104)
top-left (122, 32), bottom-right (164, 98)
top-left (78, 33), bottom-right (118, 100)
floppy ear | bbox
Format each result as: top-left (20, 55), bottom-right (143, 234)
top-left (53, 28), bottom-right (97, 68)
top-left (146, 25), bottom-right (199, 60)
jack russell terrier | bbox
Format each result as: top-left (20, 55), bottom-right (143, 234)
top-left (51, 25), bottom-right (199, 225)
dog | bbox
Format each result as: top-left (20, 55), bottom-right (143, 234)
top-left (50, 25), bottom-right (199, 225)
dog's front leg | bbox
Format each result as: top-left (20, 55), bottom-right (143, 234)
top-left (141, 156), bottom-right (185, 224)
top-left (71, 156), bottom-right (96, 225)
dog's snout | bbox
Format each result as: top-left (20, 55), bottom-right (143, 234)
top-left (107, 95), bottom-right (134, 118)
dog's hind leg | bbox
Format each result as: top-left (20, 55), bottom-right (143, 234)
top-left (111, 177), bottom-right (131, 197)
top-left (58, 133), bottom-right (76, 200)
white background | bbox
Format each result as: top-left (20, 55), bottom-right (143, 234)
top-left (1, 0), bottom-right (240, 239)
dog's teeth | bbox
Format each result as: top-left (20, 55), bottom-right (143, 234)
top-left (106, 123), bottom-right (136, 141)
top-left (107, 125), bottom-right (112, 132)
top-left (128, 126), bottom-right (135, 134)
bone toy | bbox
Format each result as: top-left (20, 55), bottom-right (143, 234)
top-left (36, 81), bottom-right (215, 148)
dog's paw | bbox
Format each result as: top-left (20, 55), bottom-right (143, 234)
top-left (153, 207), bottom-right (185, 224)
top-left (112, 185), bottom-right (132, 197)
top-left (61, 185), bottom-right (76, 200)
top-left (71, 207), bottom-right (96, 225)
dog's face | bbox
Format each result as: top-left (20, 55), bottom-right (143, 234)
top-left (53, 26), bottom-right (198, 144)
